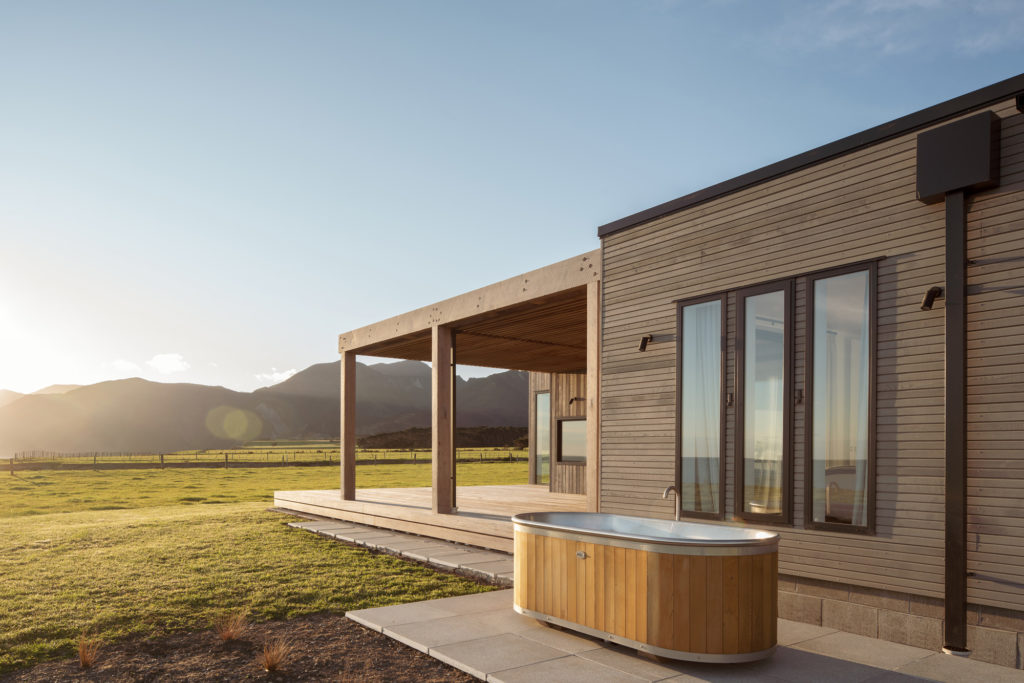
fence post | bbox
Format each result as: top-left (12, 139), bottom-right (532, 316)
top-left (224, 452), bottom-right (228, 468)
top-left (160, 453), bottom-right (164, 469)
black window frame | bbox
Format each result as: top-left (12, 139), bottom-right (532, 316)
top-left (555, 417), bottom-right (587, 465)
top-left (675, 293), bottom-right (727, 520)
top-left (735, 278), bottom-right (794, 525)
top-left (803, 262), bottom-right (877, 535)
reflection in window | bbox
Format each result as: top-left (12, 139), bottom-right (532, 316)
top-left (535, 392), bottom-right (550, 484)
top-left (558, 419), bottom-right (587, 462)
top-left (812, 271), bottom-right (870, 527)
top-left (680, 299), bottom-right (721, 514)
top-left (743, 290), bottom-right (785, 515)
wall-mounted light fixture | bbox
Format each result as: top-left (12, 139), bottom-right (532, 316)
top-left (568, 396), bottom-right (585, 405)
top-left (637, 334), bottom-right (653, 352)
top-left (921, 286), bottom-right (945, 311)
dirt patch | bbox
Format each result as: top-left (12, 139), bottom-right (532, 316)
top-left (1, 613), bottom-right (475, 682)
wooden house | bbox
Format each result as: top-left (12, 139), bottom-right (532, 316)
top-left (277, 73), bottom-right (1024, 667)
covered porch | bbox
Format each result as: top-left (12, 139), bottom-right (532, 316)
top-left (274, 250), bottom-right (601, 548)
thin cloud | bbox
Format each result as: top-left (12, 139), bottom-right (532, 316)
top-left (146, 353), bottom-right (190, 374)
top-left (108, 358), bottom-right (142, 375)
top-left (255, 368), bottom-right (298, 385)
top-left (767, 0), bottom-right (1024, 58)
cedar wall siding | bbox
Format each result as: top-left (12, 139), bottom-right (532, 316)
top-left (966, 106), bottom-right (1024, 612)
top-left (599, 98), bottom-right (1024, 612)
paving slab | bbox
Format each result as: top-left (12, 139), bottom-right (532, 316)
top-left (346, 601), bottom-right (461, 630)
top-left (423, 589), bottom-right (514, 615)
top-left (402, 544), bottom-right (467, 562)
top-left (578, 645), bottom-right (689, 681)
top-left (894, 652), bottom-right (1024, 683)
top-left (431, 633), bottom-right (568, 679)
top-left (776, 618), bottom-right (837, 646)
top-left (330, 527), bottom-right (397, 538)
top-left (791, 631), bottom-right (934, 671)
top-left (429, 550), bottom-right (509, 569)
top-left (515, 624), bottom-right (604, 654)
top-left (385, 613), bottom-right (517, 653)
top-left (375, 537), bottom-right (448, 551)
top-left (488, 655), bottom-right (647, 683)
top-left (461, 558), bottom-right (515, 576)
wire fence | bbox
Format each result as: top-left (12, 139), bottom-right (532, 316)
top-left (7, 447), bottom-right (528, 470)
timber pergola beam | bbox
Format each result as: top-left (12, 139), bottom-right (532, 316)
top-left (337, 250), bottom-right (601, 514)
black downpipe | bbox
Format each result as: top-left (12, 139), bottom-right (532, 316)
top-left (944, 190), bottom-right (968, 653)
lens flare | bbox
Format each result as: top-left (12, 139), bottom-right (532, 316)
top-left (205, 406), bottom-right (263, 442)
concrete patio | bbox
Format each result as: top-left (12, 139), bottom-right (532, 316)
top-left (284, 516), bottom-right (1023, 682)
top-left (348, 590), bottom-right (1024, 683)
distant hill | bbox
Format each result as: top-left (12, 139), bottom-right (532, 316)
top-left (0, 390), bottom-right (23, 409)
top-left (33, 384), bottom-right (82, 395)
top-left (0, 361), bottom-right (527, 456)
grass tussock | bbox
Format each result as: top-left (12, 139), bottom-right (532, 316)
top-left (77, 633), bottom-right (99, 669)
top-left (258, 637), bottom-right (293, 672)
top-left (213, 611), bottom-right (249, 642)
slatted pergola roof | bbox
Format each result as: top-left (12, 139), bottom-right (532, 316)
top-left (338, 250), bottom-right (600, 373)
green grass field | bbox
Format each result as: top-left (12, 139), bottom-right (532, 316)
top-left (0, 461), bottom-right (527, 674)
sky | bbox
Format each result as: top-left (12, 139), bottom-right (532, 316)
top-left (2, 0), bottom-right (1023, 394)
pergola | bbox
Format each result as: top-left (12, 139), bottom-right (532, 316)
top-left (337, 250), bottom-right (601, 514)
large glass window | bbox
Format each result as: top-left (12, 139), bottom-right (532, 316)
top-left (679, 297), bottom-right (723, 515)
top-left (810, 269), bottom-right (872, 529)
top-left (738, 286), bottom-right (789, 519)
top-left (557, 418), bottom-right (587, 463)
top-left (534, 392), bottom-right (550, 484)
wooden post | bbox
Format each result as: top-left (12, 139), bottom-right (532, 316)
top-left (586, 279), bottom-right (601, 513)
top-left (432, 325), bottom-right (454, 514)
top-left (340, 350), bottom-right (357, 500)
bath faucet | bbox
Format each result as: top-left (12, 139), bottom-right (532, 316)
top-left (662, 485), bottom-right (681, 521)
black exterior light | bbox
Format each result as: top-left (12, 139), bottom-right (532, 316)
top-left (637, 334), bottom-right (653, 352)
top-left (921, 286), bottom-right (945, 310)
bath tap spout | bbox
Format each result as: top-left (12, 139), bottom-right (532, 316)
top-left (662, 485), bottom-right (681, 521)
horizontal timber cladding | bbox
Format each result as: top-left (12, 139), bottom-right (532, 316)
top-left (599, 97), bottom-right (1024, 610)
top-left (966, 105), bottom-right (1024, 613)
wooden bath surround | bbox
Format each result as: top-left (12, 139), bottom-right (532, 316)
top-left (513, 524), bottom-right (778, 662)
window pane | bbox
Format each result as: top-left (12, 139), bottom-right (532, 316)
top-left (559, 420), bottom-right (587, 462)
top-left (812, 271), bottom-right (870, 526)
top-left (680, 300), bottom-right (721, 513)
top-left (743, 290), bottom-right (785, 515)
top-left (535, 393), bottom-right (550, 484)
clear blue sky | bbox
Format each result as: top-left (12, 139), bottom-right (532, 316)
top-left (2, 1), bottom-right (1022, 393)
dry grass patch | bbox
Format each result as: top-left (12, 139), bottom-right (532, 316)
top-left (76, 633), bottom-right (99, 669)
top-left (213, 611), bottom-right (249, 642)
top-left (258, 637), bottom-right (293, 672)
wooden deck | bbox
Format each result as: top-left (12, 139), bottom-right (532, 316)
top-left (273, 485), bottom-right (587, 552)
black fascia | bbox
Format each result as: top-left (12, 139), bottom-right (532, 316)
top-left (598, 72), bottom-right (1024, 238)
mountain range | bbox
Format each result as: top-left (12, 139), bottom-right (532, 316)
top-left (0, 361), bottom-right (526, 456)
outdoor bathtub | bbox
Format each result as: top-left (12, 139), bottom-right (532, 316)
top-left (512, 511), bottom-right (779, 663)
